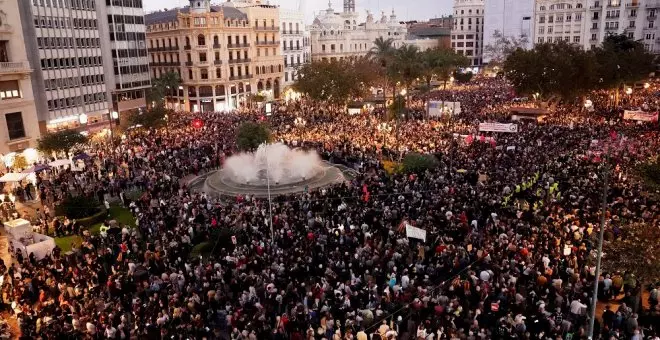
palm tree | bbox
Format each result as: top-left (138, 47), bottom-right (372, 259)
top-left (368, 37), bottom-right (397, 107)
top-left (157, 71), bottom-right (182, 109)
top-left (368, 37), bottom-right (395, 66)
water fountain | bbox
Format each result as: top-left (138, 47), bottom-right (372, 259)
top-left (202, 143), bottom-right (346, 197)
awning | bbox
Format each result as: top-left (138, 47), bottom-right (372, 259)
top-left (21, 164), bottom-right (51, 174)
top-left (48, 159), bottom-right (72, 167)
top-left (0, 173), bottom-right (28, 183)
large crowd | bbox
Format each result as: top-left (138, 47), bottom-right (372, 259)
top-left (0, 78), bottom-right (659, 339)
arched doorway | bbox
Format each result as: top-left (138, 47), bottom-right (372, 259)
top-left (273, 79), bottom-right (280, 99)
top-left (266, 80), bottom-right (272, 91)
top-left (257, 81), bottom-right (264, 92)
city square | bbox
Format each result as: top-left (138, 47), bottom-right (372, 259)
top-left (0, 0), bottom-right (659, 339)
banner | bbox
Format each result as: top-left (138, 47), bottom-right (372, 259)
top-left (623, 110), bottom-right (658, 122)
top-left (405, 224), bottom-right (427, 242)
top-left (479, 122), bottom-right (518, 133)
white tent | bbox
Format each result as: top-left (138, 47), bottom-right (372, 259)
top-left (48, 159), bottom-right (72, 167)
top-left (0, 172), bottom-right (28, 183)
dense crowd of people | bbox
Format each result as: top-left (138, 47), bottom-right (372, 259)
top-left (0, 78), bottom-right (659, 339)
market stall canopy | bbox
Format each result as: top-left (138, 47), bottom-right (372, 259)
top-left (21, 164), bottom-right (51, 174)
top-left (0, 172), bottom-right (28, 182)
top-left (72, 153), bottom-right (90, 161)
top-left (48, 159), bottom-right (72, 167)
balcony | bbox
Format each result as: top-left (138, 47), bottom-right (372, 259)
top-left (607, 2), bottom-right (621, 7)
top-left (647, 0), bottom-right (660, 7)
top-left (229, 74), bottom-right (252, 80)
top-left (282, 30), bottom-right (302, 36)
top-left (255, 40), bottom-right (280, 46)
top-left (184, 45), bottom-right (192, 50)
top-left (150, 61), bottom-right (181, 67)
top-left (213, 44), bottom-right (221, 49)
top-left (185, 61), bottom-right (194, 66)
top-left (626, 2), bottom-right (640, 6)
top-left (255, 26), bottom-right (279, 31)
top-left (648, 15), bottom-right (657, 20)
top-left (0, 61), bottom-right (31, 75)
top-left (214, 60), bottom-right (222, 65)
top-left (228, 58), bottom-right (251, 64)
top-left (227, 43), bottom-right (250, 48)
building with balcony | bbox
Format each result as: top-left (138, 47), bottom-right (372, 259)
top-left (18, 0), bottom-right (113, 130)
top-left (483, 0), bottom-right (533, 64)
top-left (451, 0), bottom-right (485, 67)
top-left (145, 0), bottom-right (284, 112)
top-left (280, 3), bottom-right (310, 87)
top-left (0, 0), bottom-right (41, 154)
top-left (580, 0), bottom-right (660, 52)
top-left (97, 0), bottom-right (151, 116)
top-left (308, 0), bottom-right (407, 62)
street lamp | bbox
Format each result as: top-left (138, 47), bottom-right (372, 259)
top-left (644, 82), bottom-right (650, 89)
top-left (625, 87), bottom-right (633, 95)
top-left (78, 113), bottom-right (88, 125)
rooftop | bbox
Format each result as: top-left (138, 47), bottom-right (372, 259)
top-left (145, 6), bottom-right (248, 25)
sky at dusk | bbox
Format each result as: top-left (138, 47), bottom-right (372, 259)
top-left (143, 0), bottom-right (453, 24)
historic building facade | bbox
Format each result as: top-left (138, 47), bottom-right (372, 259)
top-left (309, 1), bottom-right (408, 61)
top-left (145, 0), bottom-right (284, 112)
top-left (0, 0), bottom-right (41, 154)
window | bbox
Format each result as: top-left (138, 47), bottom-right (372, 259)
top-left (198, 34), bottom-right (205, 46)
top-left (630, 21), bottom-right (635, 28)
top-left (573, 36), bottom-right (581, 43)
top-left (538, 27), bottom-right (545, 34)
top-left (0, 81), bottom-right (21, 100)
top-left (5, 112), bottom-right (26, 140)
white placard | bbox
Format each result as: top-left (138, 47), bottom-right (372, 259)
top-left (479, 123), bottom-right (518, 133)
top-left (405, 224), bottom-right (427, 242)
top-left (623, 110), bottom-right (657, 122)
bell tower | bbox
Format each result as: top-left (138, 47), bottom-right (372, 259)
top-left (343, 0), bottom-right (355, 13)
top-left (190, 0), bottom-right (211, 14)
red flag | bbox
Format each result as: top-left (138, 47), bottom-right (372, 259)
top-left (489, 138), bottom-right (496, 148)
top-left (364, 191), bottom-right (370, 202)
top-left (362, 184), bottom-right (368, 194)
top-left (466, 135), bottom-right (474, 145)
top-left (479, 135), bottom-right (485, 143)
top-left (610, 130), bottom-right (618, 141)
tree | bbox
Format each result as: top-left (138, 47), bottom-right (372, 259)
top-left (236, 122), bottom-right (271, 151)
top-left (148, 71), bottom-right (181, 108)
top-left (402, 153), bottom-right (439, 174)
top-left (504, 41), bottom-right (599, 102)
top-left (387, 94), bottom-right (407, 121)
top-left (594, 34), bottom-right (655, 91)
top-left (128, 105), bottom-right (169, 129)
top-left (483, 30), bottom-right (529, 67)
top-left (38, 130), bottom-right (89, 155)
top-left (293, 58), bottom-right (377, 105)
top-left (419, 48), bottom-right (469, 90)
top-left (368, 37), bottom-right (396, 67)
top-left (368, 37), bottom-right (398, 101)
top-left (390, 44), bottom-right (422, 98)
top-left (453, 71), bottom-right (474, 83)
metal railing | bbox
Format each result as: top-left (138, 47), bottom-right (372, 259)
top-left (228, 58), bottom-right (251, 64)
top-left (227, 43), bottom-right (250, 48)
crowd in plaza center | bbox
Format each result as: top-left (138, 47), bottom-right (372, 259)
top-left (0, 78), bottom-right (659, 339)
